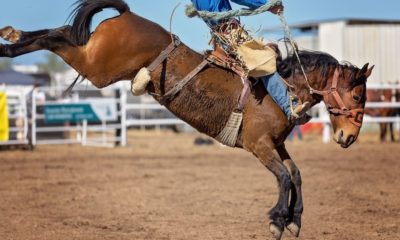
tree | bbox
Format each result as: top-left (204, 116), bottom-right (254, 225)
top-left (0, 59), bottom-right (12, 70)
top-left (37, 53), bottom-right (68, 73)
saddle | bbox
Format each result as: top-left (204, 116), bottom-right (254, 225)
top-left (205, 43), bottom-right (280, 114)
top-left (205, 45), bottom-right (247, 79)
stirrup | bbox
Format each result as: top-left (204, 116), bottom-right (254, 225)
top-left (290, 101), bottom-right (312, 125)
top-left (292, 101), bottom-right (311, 118)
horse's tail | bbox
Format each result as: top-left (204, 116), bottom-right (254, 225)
top-left (69, 0), bottom-right (130, 46)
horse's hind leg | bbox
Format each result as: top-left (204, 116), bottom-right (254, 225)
top-left (380, 123), bottom-right (387, 142)
top-left (0, 26), bottom-right (52, 44)
top-left (0, 26), bottom-right (79, 67)
top-left (252, 139), bottom-right (291, 240)
top-left (277, 145), bottom-right (303, 238)
top-left (389, 123), bottom-right (395, 142)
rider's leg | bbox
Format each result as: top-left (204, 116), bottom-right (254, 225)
top-left (261, 72), bottom-right (291, 116)
top-left (261, 72), bottom-right (310, 124)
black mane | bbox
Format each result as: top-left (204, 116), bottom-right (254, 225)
top-left (277, 50), bottom-right (364, 89)
top-left (277, 50), bottom-right (339, 79)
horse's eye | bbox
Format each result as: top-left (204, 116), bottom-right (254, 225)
top-left (352, 85), bottom-right (364, 103)
top-left (353, 94), bottom-right (362, 102)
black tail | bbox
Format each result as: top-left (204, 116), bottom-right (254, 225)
top-left (69, 0), bottom-right (130, 46)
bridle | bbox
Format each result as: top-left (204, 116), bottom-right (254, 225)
top-left (310, 68), bottom-right (364, 128)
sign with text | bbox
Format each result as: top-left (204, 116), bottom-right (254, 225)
top-left (44, 99), bottom-right (117, 123)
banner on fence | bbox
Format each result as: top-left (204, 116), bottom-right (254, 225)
top-left (0, 92), bottom-right (9, 141)
top-left (44, 99), bottom-right (117, 124)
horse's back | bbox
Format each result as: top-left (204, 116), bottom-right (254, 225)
top-left (78, 12), bottom-right (171, 87)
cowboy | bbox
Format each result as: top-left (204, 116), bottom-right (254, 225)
top-left (191, 0), bottom-right (311, 124)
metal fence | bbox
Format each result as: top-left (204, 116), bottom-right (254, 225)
top-left (1, 83), bottom-right (399, 147)
top-left (125, 103), bottom-right (184, 127)
top-left (0, 87), bottom-right (30, 147)
top-left (32, 86), bottom-right (127, 147)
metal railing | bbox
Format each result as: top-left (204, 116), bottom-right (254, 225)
top-left (30, 86), bottom-right (127, 147)
top-left (0, 87), bottom-right (30, 146)
top-left (2, 83), bottom-right (399, 147)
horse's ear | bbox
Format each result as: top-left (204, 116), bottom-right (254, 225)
top-left (365, 65), bottom-right (375, 78)
top-left (357, 63), bottom-right (369, 78)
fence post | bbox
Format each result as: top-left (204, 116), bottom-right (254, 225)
top-left (120, 88), bottom-right (127, 147)
top-left (323, 123), bottom-right (330, 143)
top-left (21, 92), bottom-right (28, 141)
top-left (82, 120), bottom-right (87, 146)
top-left (31, 88), bottom-right (37, 146)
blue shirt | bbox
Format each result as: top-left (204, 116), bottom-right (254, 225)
top-left (191, 0), bottom-right (267, 12)
top-left (191, 0), bottom-right (268, 25)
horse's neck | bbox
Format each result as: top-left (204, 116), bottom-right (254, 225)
top-left (287, 69), bottom-right (329, 106)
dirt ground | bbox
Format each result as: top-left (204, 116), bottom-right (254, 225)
top-left (0, 131), bottom-right (399, 240)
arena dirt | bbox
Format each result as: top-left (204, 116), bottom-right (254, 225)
top-left (0, 131), bottom-right (399, 240)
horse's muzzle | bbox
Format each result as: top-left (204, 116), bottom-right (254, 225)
top-left (334, 129), bottom-right (357, 148)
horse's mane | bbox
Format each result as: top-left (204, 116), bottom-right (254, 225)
top-left (277, 50), bottom-right (339, 79)
top-left (277, 50), bottom-right (364, 89)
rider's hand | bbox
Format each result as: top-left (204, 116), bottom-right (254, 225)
top-left (269, 5), bottom-right (284, 15)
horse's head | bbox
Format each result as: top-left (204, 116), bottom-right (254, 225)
top-left (323, 63), bottom-right (374, 148)
top-left (279, 51), bottom-right (375, 148)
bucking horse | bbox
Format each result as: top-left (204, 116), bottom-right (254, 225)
top-left (0, 0), bottom-right (374, 239)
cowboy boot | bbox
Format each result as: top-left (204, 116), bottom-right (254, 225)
top-left (290, 101), bottom-right (312, 125)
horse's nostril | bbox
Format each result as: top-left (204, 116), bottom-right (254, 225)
top-left (339, 130), bottom-right (344, 143)
top-left (348, 135), bottom-right (355, 145)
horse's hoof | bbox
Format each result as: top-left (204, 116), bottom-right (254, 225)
top-left (0, 26), bottom-right (21, 43)
top-left (286, 222), bottom-right (300, 237)
top-left (269, 223), bottom-right (283, 240)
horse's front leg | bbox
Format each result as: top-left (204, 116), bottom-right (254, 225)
top-left (277, 145), bottom-right (303, 238)
top-left (252, 138), bottom-right (291, 240)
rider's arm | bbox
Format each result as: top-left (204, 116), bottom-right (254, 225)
top-left (191, 0), bottom-right (233, 12)
top-left (230, 0), bottom-right (267, 9)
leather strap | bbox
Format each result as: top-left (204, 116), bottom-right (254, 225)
top-left (237, 77), bottom-right (251, 111)
top-left (349, 109), bottom-right (364, 127)
top-left (311, 68), bottom-right (365, 128)
top-left (208, 50), bottom-right (247, 78)
top-left (161, 59), bottom-right (209, 102)
top-left (147, 36), bottom-right (181, 72)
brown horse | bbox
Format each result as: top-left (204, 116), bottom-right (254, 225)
top-left (365, 89), bottom-right (398, 142)
top-left (0, 0), bottom-right (374, 239)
